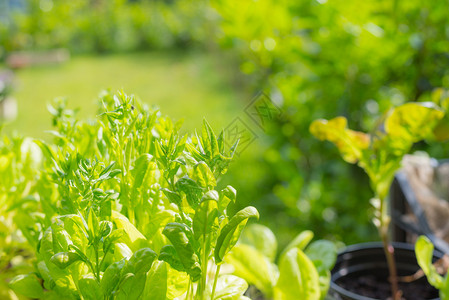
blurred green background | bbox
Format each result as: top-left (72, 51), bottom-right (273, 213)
top-left (2, 0), bottom-right (449, 248)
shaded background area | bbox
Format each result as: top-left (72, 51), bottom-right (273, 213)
top-left (2, 0), bottom-right (449, 250)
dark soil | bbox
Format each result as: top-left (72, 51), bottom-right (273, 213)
top-left (336, 274), bottom-right (439, 300)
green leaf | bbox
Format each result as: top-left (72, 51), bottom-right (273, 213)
top-left (175, 177), bottom-right (203, 209)
top-left (240, 224), bottom-right (277, 262)
top-left (193, 161), bottom-right (217, 188)
top-left (162, 223), bottom-right (202, 281)
top-left (415, 236), bottom-right (444, 289)
top-left (305, 240), bottom-right (337, 273)
top-left (385, 102), bottom-right (444, 146)
top-left (111, 210), bottom-right (147, 252)
top-left (274, 248), bottom-right (321, 300)
top-left (50, 251), bottom-right (82, 269)
top-left (310, 117), bottom-right (369, 164)
top-left (9, 274), bottom-right (44, 298)
top-left (79, 274), bottom-right (103, 300)
top-left (202, 119), bottom-right (220, 158)
top-left (123, 247), bottom-right (157, 275)
top-left (132, 154), bottom-right (153, 188)
top-left (208, 275), bottom-right (248, 300)
top-left (280, 230), bottom-right (314, 261)
top-left (159, 245), bottom-right (185, 272)
top-left (116, 272), bottom-right (147, 300)
top-left (193, 190), bottom-right (219, 241)
top-left (101, 259), bottom-right (127, 296)
top-left (162, 188), bottom-right (182, 207)
top-left (219, 185), bottom-right (237, 213)
top-left (215, 206), bottom-right (259, 264)
top-left (143, 261), bottom-right (168, 300)
top-left (226, 244), bottom-right (278, 297)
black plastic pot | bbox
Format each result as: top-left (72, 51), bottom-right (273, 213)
top-left (328, 242), bottom-right (442, 300)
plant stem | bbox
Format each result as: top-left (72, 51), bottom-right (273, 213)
top-left (379, 196), bottom-right (400, 300)
top-left (211, 264), bottom-right (221, 300)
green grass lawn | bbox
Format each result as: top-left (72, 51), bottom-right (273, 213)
top-left (5, 51), bottom-right (248, 138)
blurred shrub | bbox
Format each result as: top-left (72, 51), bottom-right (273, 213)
top-left (212, 0), bottom-right (449, 244)
top-left (0, 0), bottom-right (217, 56)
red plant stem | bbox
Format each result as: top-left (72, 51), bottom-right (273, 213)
top-left (379, 214), bottom-right (400, 300)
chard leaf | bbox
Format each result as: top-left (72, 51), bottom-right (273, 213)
top-left (385, 102), bottom-right (444, 147)
top-left (111, 210), bottom-right (147, 251)
top-left (309, 117), bottom-right (369, 163)
top-left (215, 206), bottom-right (259, 264)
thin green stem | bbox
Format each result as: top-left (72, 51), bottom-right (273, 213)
top-left (211, 264), bottom-right (221, 300)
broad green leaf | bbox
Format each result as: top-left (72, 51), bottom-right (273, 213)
top-left (385, 102), bottom-right (444, 146)
top-left (132, 154), bottom-right (153, 188)
top-left (215, 206), bottom-right (259, 263)
top-left (101, 259), bottom-right (127, 296)
top-left (208, 275), bottom-right (248, 300)
top-left (305, 240), bottom-right (337, 272)
top-left (162, 223), bottom-right (202, 281)
top-left (143, 261), bottom-right (167, 300)
top-left (193, 161), bottom-right (216, 188)
top-left (111, 210), bottom-right (147, 251)
top-left (310, 117), bottom-right (369, 163)
top-left (274, 248), bottom-right (320, 300)
top-left (159, 245), bottom-right (185, 272)
top-left (226, 244), bottom-right (278, 297)
top-left (219, 185), bottom-right (237, 213)
top-left (193, 190), bottom-right (219, 241)
top-left (79, 274), bottom-right (103, 300)
top-left (9, 274), bottom-right (44, 298)
top-left (116, 273), bottom-right (147, 300)
top-left (415, 236), bottom-right (444, 289)
top-left (123, 247), bottom-right (157, 275)
top-left (240, 224), bottom-right (277, 262)
top-left (166, 264), bottom-right (190, 298)
top-left (162, 188), bottom-right (182, 207)
top-left (50, 251), bottom-right (82, 269)
top-left (280, 230), bottom-right (314, 261)
top-left (175, 177), bottom-right (203, 209)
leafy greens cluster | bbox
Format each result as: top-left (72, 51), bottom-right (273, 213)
top-left (8, 91), bottom-right (259, 300)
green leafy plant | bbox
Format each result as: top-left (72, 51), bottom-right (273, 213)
top-left (415, 236), bottom-right (449, 300)
top-left (8, 91), bottom-right (258, 299)
top-left (310, 101), bottom-right (446, 299)
top-left (226, 224), bottom-right (337, 300)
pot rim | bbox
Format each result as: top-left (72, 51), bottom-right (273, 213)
top-left (329, 241), bottom-right (442, 300)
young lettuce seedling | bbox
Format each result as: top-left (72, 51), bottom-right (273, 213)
top-left (310, 102), bottom-right (445, 300)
